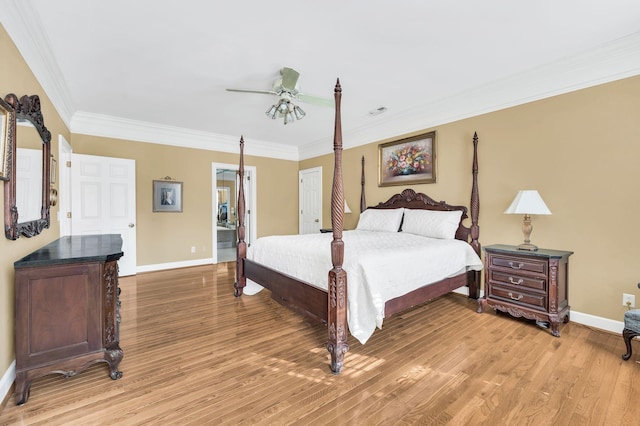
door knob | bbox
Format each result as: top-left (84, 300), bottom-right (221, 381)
top-left (128, 223), bottom-right (135, 228)
top-left (314, 219), bottom-right (319, 223)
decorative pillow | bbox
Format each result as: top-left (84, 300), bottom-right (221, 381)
top-left (355, 208), bottom-right (404, 232)
top-left (401, 208), bottom-right (463, 239)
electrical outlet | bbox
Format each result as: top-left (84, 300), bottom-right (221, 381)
top-left (191, 246), bottom-right (196, 253)
top-left (623, 293), bottom-right (635, 308)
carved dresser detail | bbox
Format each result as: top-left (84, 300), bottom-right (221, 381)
top-left (14, 234), bottom-right (124, 405)
top-left (477, 244), bottom-right (573, 337)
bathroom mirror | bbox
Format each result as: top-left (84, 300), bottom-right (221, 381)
top-left (4, 94), bottom-right (51, 240)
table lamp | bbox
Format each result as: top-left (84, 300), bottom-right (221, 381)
top-left (504, 190), bottom-right (551, 251)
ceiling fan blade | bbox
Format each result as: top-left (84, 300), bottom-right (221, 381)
top-left (226, 88), bottom-right (279, 96)
top-left (296, 93), bottom-right (334, 107)
top-left (280, 67), bottom-right (300, 91)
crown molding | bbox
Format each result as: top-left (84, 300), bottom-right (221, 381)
top-left (6, 0), bottom-right (640, 162)
top-left (2, 0), bottom-right (298, 161)
top-left (298, 31), bottom-right (640, 160)
top-left (1, 0), bottom-right (75, 129)
top-left (71, 112), bottom-right (299, 161)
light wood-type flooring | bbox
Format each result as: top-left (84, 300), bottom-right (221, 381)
top-left (1, 263), bottom-right (640, 425)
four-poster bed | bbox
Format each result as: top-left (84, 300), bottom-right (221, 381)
top-left (234, 80), bottom-right (481, 374)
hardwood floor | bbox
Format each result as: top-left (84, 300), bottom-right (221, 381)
top-left (1, 263), bottom-right (639, 425)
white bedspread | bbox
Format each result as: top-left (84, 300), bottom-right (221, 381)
top-left (244, 230), bottom-right (483, 344)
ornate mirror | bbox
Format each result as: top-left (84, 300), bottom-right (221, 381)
top-left (3, 94), bottom-right (51, 240)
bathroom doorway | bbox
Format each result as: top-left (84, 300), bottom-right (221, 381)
top-left (212, 162), bottom-right (256, 264)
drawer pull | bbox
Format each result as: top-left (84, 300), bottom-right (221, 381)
top-left (509, 277), bottom-right (524, 285)
top-left (508, 261), bottom-right (524, 270)
top-left (508, 292), bottom-right (524, 301)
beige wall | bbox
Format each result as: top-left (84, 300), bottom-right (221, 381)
top-left (302, 74), bottom-right (640, 325)
top-left (0, 25), bottom-right (66, 379)
top-left (70, 134), bottom-right (299, 266)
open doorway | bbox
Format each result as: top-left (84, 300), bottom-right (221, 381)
top-left (215, 169), bottom-right (237, 262)
top-left (212, 162), bottom-right (257, 264)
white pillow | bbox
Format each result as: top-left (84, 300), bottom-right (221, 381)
top-left (402, 208), bottom-right (463, 239)
top-left (355, 208), bottom-right (404, 232)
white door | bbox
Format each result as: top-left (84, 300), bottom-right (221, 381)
top-left (299, 167), bottom-right (322, 234)
top-left (71, 153), bottom-right (137, 276)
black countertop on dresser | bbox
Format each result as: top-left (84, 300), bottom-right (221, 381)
top-left (484, 244), bottom-right (573, 259)
top-left (14, 234), bottom-right (124, 268)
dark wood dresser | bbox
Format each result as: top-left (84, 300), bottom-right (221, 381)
top-left (14, 234), bottom-right (124, 405)
top-left (477, 244), bottom-right (573, 337)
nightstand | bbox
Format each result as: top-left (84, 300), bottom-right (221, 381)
top-left (477, 244), bottom-right (573, 337)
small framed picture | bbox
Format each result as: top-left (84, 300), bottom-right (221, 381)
top-left (378, 131), bottom-right (436, 186)
top-left (153, 180), bottom-right (183, 212)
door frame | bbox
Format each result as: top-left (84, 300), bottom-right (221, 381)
top-left (58, 134), bottom-right (72, 236)
top-left (211, 162), bottom-right (257, 264)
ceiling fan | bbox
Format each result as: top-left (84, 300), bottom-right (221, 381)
top-left (226, 67), bottom-right (333, 124)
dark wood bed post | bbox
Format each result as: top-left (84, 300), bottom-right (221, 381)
top-left (234, 136), bottom-right (247, 297)
top-left (360, 156), bottom-right (366, 213)
top-left (327, 79), bottom-right (349, 374)
top-left (468, 132), bottom-right (481, 299)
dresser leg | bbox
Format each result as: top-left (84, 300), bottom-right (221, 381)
top-left (105, 344), bottom-right (124, 380)
top-left (14, 372), bottom-right (31, 405)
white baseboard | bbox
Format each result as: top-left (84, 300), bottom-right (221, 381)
top-left (0, 360), bottom-right (15, 406)
top-left (454, 287), bottom-right (626, 334)
top-left (570, 310), bottom-right (624, 334)
top-left (136, 258), bottom-right (214, 274)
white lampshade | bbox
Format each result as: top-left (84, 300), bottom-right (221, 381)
top-left (504, 190), bottom-right (551, 215)
top-left (344, 200), bottom-right (352, 214)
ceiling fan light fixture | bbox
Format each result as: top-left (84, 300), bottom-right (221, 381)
top-left (265, 97), bottom-right (305, 124)
top-left (293, 105), bottom-right (306, 120)
top-left (277, 99), bottom-right (290, 113)
top-left (284, 110), bottom-right (294, 125)
top-left (265, 105), bottom-right (278, 119)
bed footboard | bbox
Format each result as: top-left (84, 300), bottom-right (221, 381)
top-left (244, 259), bottom-right (327, 324)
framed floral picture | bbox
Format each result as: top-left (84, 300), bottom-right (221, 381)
top-left (378, 131), bottom-right (436, 186)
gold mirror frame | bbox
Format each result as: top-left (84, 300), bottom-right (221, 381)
top-left (0, 97), bottom-right (14, 180)
top-left (3, 94), bottom-right (51, 240)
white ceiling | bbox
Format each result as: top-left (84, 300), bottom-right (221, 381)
top-left (3, 0), bottom-right (640, 160)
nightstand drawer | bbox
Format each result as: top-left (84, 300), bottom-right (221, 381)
top-left (490, 255), bottom-right (547, 276)
top-left (488, 270), bottom-right (546, 292)
top-left (488, 284), bottom-right (547, 311)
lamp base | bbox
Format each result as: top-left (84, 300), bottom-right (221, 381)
top-left (516, 243), bottom-right (539, 251)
